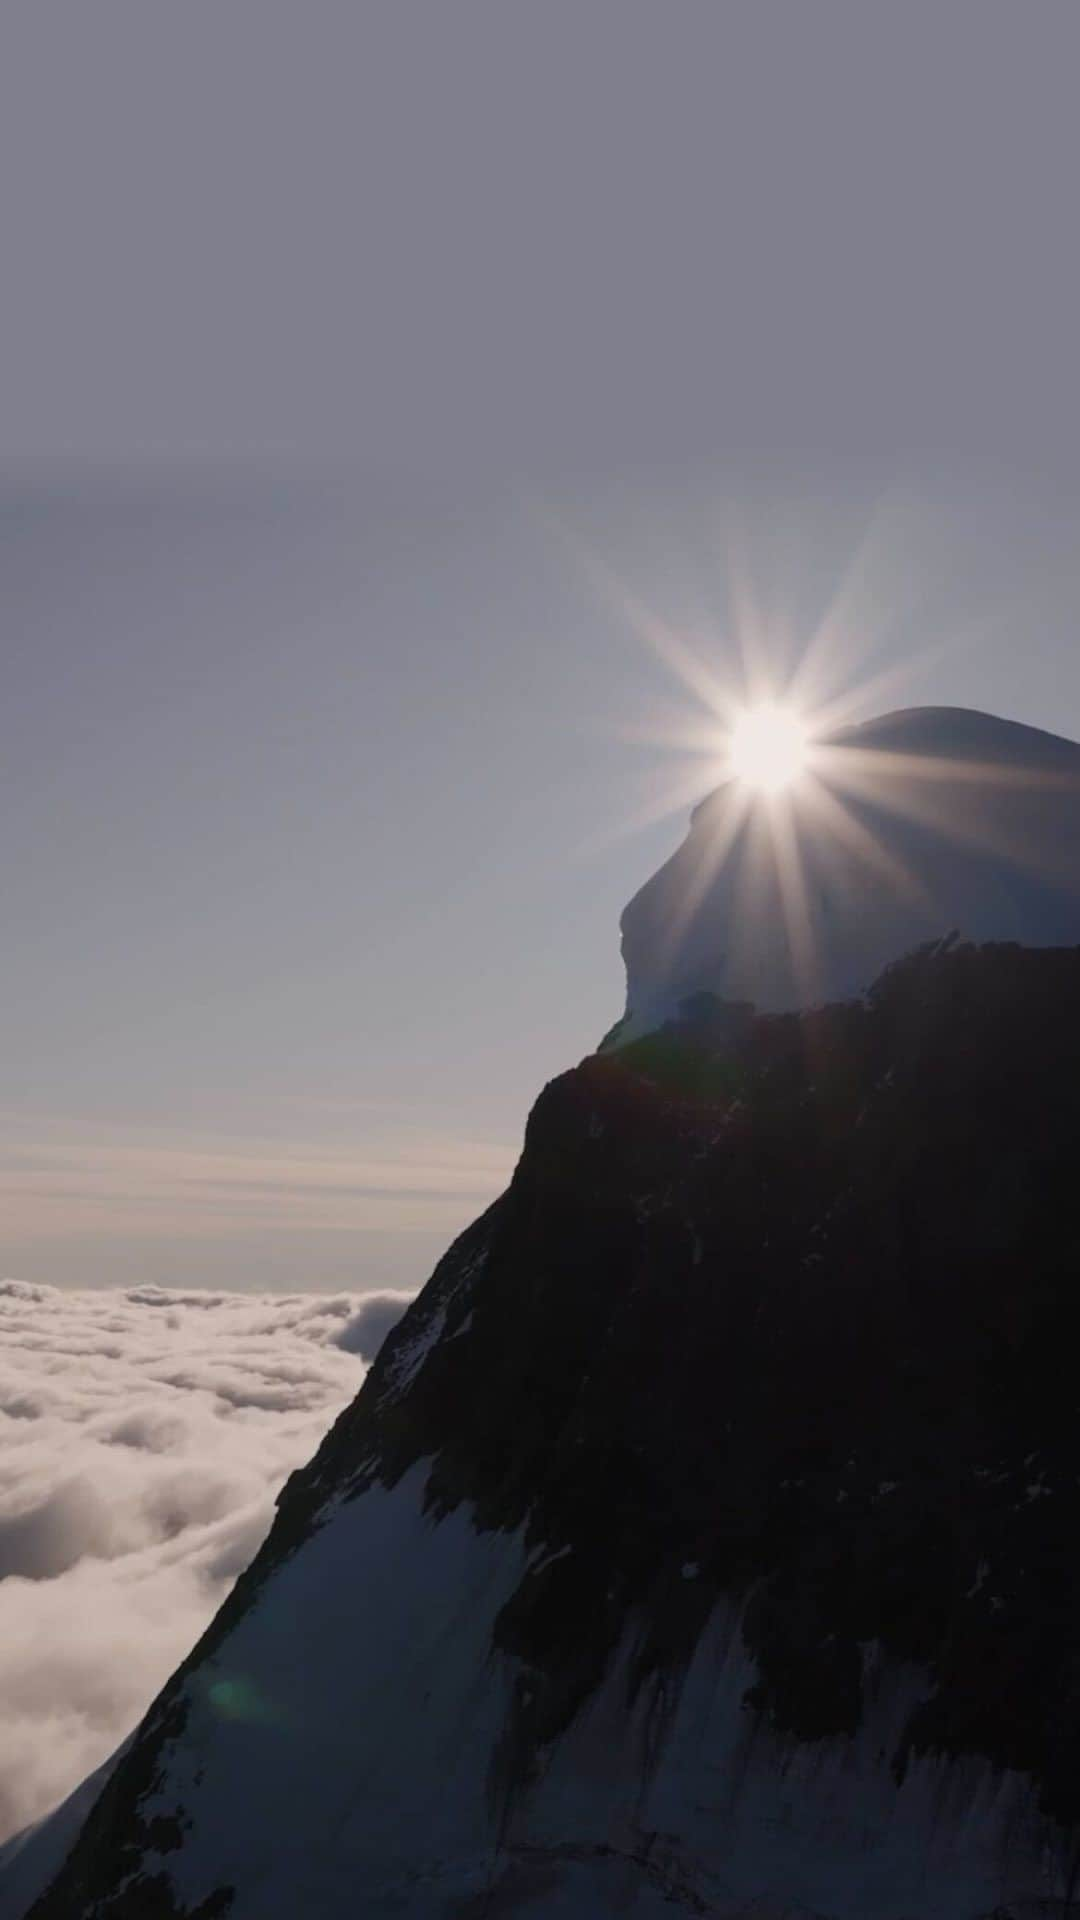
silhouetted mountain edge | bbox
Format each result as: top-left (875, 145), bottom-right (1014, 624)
top-left (26, 938), bottom-right (1080, 1917)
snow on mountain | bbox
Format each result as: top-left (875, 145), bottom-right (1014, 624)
top-left (10, 711), bottom-right (1080, 1918)
top-left (615, 707), bottom-right (1080, 1042)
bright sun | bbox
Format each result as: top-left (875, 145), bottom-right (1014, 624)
top-left (727, 705), bottom-right (808, 792)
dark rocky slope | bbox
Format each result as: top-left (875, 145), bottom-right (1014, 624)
top-left (26, 940), bottom-right (1080, 1916)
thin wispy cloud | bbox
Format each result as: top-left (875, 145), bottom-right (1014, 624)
top-left (0, 1115), bottom-right (515, 1251)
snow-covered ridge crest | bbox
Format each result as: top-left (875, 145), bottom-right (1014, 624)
top-left (615, 706), bottom-right (1080, 1043)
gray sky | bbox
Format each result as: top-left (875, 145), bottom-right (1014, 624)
top-left (4, 4), bottom-right (1080, 1290)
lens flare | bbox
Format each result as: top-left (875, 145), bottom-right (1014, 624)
top-left (728, 706), bottom-right (808, 792)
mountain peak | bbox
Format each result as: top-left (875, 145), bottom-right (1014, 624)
top-left (616, 705), bottom-right (1080, 1044)
top-left (12, 707), bottom-right (1080, 1919)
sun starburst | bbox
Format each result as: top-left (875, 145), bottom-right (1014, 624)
top-left (553, 499), bottom-right (1080, 1014)
top-left (727, 705), bottom-right (808, 793)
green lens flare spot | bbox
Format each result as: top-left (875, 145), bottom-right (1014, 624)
top-left (207, 1675), bottom-right (282, 1726)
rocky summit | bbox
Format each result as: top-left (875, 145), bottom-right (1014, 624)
top-left (9, 712), bottom-right (1080, 1919)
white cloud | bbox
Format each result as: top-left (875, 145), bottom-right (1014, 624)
top-left (334, 1289), bottom-right (420, 1360)
top-left (0, 1278), bottom-right (414, 1843)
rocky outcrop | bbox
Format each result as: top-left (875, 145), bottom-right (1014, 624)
top-left (20, 938), bottom-right (1080, 1918)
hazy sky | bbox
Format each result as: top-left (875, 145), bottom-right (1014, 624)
top-left (4, 4), bottom-right (1080, 1291)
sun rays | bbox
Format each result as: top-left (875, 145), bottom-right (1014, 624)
top-left (555, 497), bottom-right (1080, 1011)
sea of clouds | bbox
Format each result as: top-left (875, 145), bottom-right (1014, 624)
top-left (0, 1278), bottom-right (414, 1844)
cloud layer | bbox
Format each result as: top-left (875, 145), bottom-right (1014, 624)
top-left (0, 1279), bottom-right (413, 1843)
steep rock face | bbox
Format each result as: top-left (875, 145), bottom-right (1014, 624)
top-left (17, 939), bottom-right (1080, 1918)
top-left (616, 707), bottom-right (1080, 1039)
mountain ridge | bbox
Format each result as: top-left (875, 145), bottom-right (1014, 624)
top-left (18, 932), bottom-right (1080, 1917)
